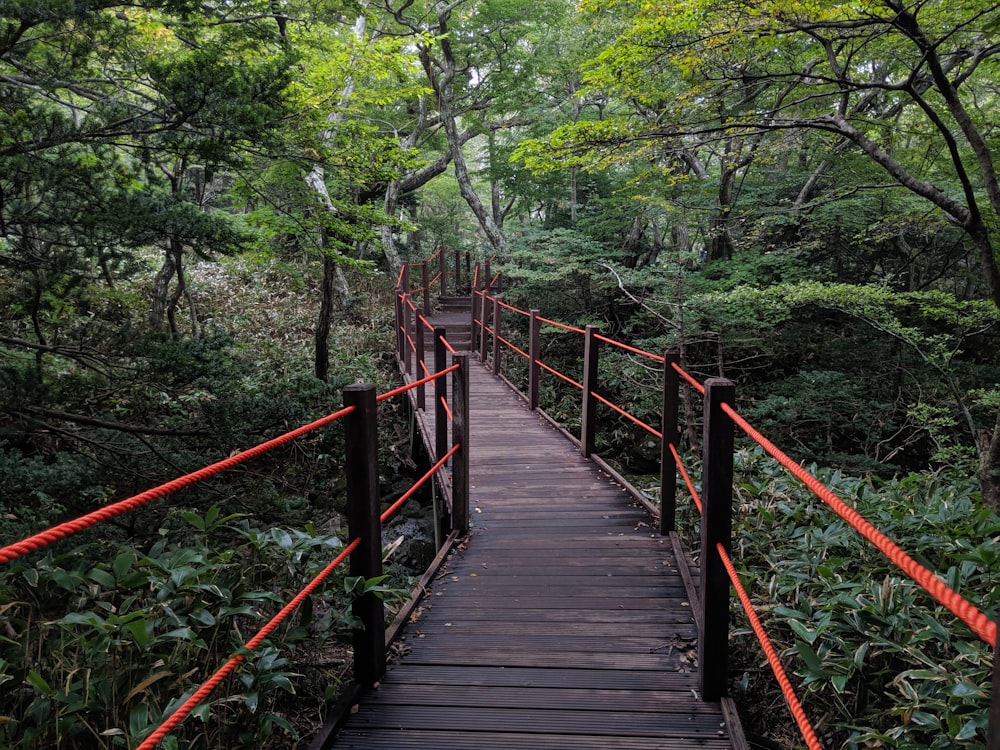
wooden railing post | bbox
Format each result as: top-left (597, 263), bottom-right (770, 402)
top-left (415, 315), bottom-right (426, 411)
top-left (989, 625), bottom-right (1000, 749)
top-left (470, 291), bottom-right (480, 352)
top-left (464, 251), bottom-right (471, 291)
top-left (394, 291), bottom-right (404, 365)
top-left (491, 295), bottom-right (502, 377)
top-left (528, 309), bottom-right (541, 411)
top-left (343, 384), bottom-right (386, 689)
top-left (581, 325), bottom-right (600, 457)
top-left (401, 295), bottom-right (413, 375)
top-left (421, 262), bottom-right (431, 316)
top-left (439, 249), bottom-right (447, 298)
top-left (451, 352), bottom-right (470, 534)
top-left (699, 377), bottom-right (735, 702)
top-left (434, 327), bottom-right (448, 462)
top-left (479, 293), bottom-right (490, 363)
top-left (485, 259), bottom-right (492, 289)
top-left (660, 351), bottom-right (681, 534)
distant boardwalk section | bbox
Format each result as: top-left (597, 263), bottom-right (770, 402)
top-left (328, 300), bottom-right (743, 749)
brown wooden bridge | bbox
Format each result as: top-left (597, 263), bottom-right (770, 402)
top-left (319, 292), bottom-right (747, 749)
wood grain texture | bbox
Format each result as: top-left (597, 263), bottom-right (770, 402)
top-left (330, 302), bottom-right (741, 749)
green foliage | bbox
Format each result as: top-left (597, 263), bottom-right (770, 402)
top-left (722, 452), bottom-right (999, 748)
top-left (0, 510), bottom-right (359, 748)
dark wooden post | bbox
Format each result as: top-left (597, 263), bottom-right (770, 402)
top-left (439, 248), bottom-right (447, 297)
top-left (660, 351), bottom-right (681, 534)
top-left (401, 294), bottom-right (412, 375)
top-left (528, 309), bottom-right (541, 411)
top-left (401, 264), bottom-right (410, 295)
top-left (415, 315), bottom-right (426, 411)
top-left (698, 378), bottom-right (735, 702)
top-left (491, 295), bottom-right (502, 377)
top-left (451, 352), bottom-right (470, 534)
top-left (479, 293), bottom-right (490, 363)
top-left (581, 325), bottom-right (600, 457)
top-left (421, 261), bottom-right (430, 315)
top-left (434, 327), bottom-right (448, 462)
top-left (473, 261), bottom-right (481, 291)
top-left (464, 251), bottom-right (471, 290)
top-left (394, 292), bottom-right (404, 365)
top-left (470, 291), bottom-right (480, 351)
top-left (485, 259), bottom-right (492, 289)
top-left (988, 627), bottom-right (1000, 750)
top-left (343, 384), bottom-right (386, 688)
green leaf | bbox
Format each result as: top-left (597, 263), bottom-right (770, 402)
top-left (794, 641), bottom-right (828, 677)
top-left (26, 670), bottom-right (53, 695)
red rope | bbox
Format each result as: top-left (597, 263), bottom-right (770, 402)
top-left (592, 392), bottom-right (661, 439)
top-left (536, 359), bottom-right (584, 390)
top-left (536, 316), bottom-right (586, 335)
top-left (442, 338), bottom-right (457, 355)
top-left (420, 360), bottom-right (432, 378)
top-left (497, 299), bottom-right (530, 317)
top-left (138, 536), bottom-right (361, 749)
top-left (377, 363), bottom-right (460, 403)
top-left (473, 265), bottom-right (479, 288)
top-left (717, 543), bottom-right (823, 750)
top-left (669, 443), bottom-right (702, 514)
top-left (381, 445), bottom-right (459, 524)
top-left (721, 402), bottom-right (997, 647)
top-left (395, 265), bottom-right (406, 289)
top-left (440, 395), bottom-right (454, 423)
top-left (0, 406), bottom-right (358, 565)
top-left (418, 314), bottom-right (434, 332)
top-left (404, 296), bottom-right (416, 312)
top-left (594, 334), bottom-right (665, 363)
top-left (406, 333), bottom-right (416, 353)
top-left (497, 336), bottom-right (529, 360)
top-left (672, 361), bottom-right (705, 395)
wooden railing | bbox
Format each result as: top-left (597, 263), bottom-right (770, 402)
top-left (464, 264), bottom-right (999, 748)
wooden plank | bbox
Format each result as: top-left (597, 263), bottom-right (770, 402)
top-left (325, 308), bottom-right (742, 749)
top-left (333, 729), bottom-right (732, 750)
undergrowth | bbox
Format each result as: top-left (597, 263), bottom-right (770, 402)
top-left (673, 449), bottom-right (998, 749)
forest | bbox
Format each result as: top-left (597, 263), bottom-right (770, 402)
top-left (1, 0), bottom-right (999, 747)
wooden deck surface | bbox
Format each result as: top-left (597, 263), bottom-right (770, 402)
top-left (330, 301), bottom-right (741, 749)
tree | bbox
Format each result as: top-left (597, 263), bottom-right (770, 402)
top-left (519, 0), bottom-right (1000, 506)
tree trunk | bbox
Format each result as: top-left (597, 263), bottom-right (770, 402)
top-left (315, 251), bottom-right (336, 382)
top-left (977, 409), bottom-right (1000, 509)
top-left (419, 10), bottom-right (505, 253)
top-left (151, 249), bottom-right (176, 333)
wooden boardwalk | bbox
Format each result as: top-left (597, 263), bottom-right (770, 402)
top-left (329, 302), bottom-right (743, 749)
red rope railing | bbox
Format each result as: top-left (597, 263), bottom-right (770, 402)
top-left (673, 361), bottom-right (705, 395)
top-left (0, 405), bottom-right (358, 565)
top-left (721, 402), bottom-right (997, 648)
top-left (592, 392), bottom-right (661, 439)
top-left (536, 359), bottom-right (584, 390)
top-left (537, 316), bottom-right (586, 335)
top-left (378, 363), bottom-right (460, 403)
top-left (497, 335), bottom-right (529, 360)
top-left (381, 444), bottom-right (459, 523)
top-left (669, 443), bottom-right (702, 514)
top-left (717, 543), bottom-right (823, 750)
top-left (138, 536), bottom-right (361, 749)
top-left (594, 334), bottom-right (665, 363)
top-left (440, 396), bottom-right (454, 424)
top-left (496, 299), bottom-right (530, 317)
